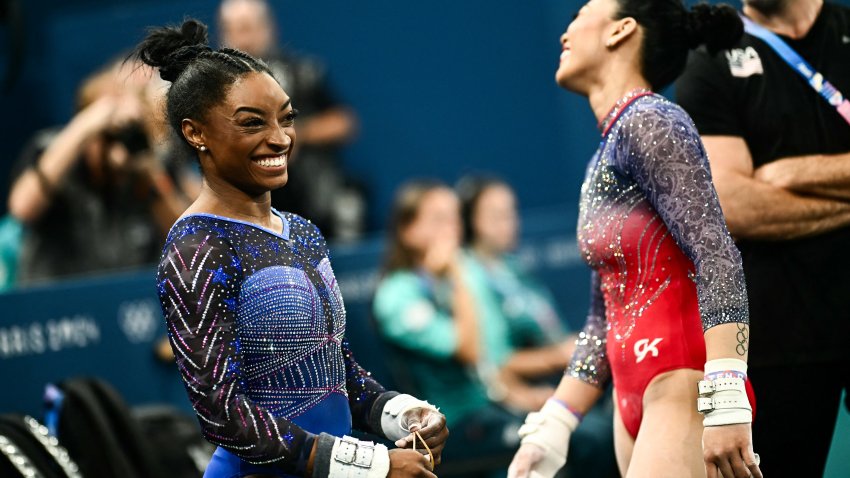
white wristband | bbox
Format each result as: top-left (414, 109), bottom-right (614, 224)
top-left (699, 359), bottom-right (752, 427)
top-left (705, 358), bottom-right (748, 377)
top-left (328, 436), bottom-right (391, 478)
top-left (381, 394), bottom-right (439, 442)
top-left (517, 400), bottom-right (579, 477)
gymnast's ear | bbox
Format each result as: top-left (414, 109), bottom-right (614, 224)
top-left (181, 118), bottom-right (205, 150)
top-left (606, 16), bottom-right (639, 49)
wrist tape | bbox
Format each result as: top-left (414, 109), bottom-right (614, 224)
top-left (381, 394), bottom-right (439, 442)
top-left (698, 358), bottom-right (752, 427)
top-left (517, 399), bottom-right (580, 476)
top-left (328, 435), bottom-right (390, 478)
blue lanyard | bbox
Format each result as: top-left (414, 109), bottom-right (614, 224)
top-left (740, 14), bottom-right (850, 125)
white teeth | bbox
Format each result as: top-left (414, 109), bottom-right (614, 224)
top-left (560, 50), bottom-right (571, 61)
top-left (255, 155), bottom-right (287, 168)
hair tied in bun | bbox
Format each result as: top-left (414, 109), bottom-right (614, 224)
top-left (133, 19), bottom-right (211, 82)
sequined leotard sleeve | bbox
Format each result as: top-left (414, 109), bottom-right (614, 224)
top-left (157, 214), bottom-right (388, 476)
top-left (568, 270), bottom-right (611, 387)
top-left (616, 101), bottom-right (749, 330)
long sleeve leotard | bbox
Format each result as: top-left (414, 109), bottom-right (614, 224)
top-left (157, 211), bottom-right (387, 476)
top-left (568, 91), bottom-right (749, 389)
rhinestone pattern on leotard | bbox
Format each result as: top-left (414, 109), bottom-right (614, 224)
top-left (568, 92), bottom-right (749, 387)
top-left (157, 211), bottom-right (385, 474)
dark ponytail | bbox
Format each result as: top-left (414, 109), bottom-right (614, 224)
top-left (130, 19), bottom-right (274, 152)
top-left (613, 1), bottom-right (743, 90)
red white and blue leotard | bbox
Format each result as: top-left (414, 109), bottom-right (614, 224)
top-left (568, 90), bottom-right (752, 438)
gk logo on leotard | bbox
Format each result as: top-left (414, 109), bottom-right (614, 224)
top-left (634, 338), bottom-right (662, 363)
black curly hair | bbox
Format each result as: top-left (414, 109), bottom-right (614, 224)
top-left (131, 19), bottom-right (275, 151)
top-left (614, 1), bottom-right (743, 90)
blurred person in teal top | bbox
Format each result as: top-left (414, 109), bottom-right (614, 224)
top-left (457, 176), bottom-right (582, 415)
top-left (372, 180), bottom-right (515, 425)
top-left (373, 180), bottom-right (616, 477)
top-left (372, 179), bottom-right (532, 476)
top-left (373, 179), bottom-right (575, 421)
top-left (457, 176), bottom-right (576, 350)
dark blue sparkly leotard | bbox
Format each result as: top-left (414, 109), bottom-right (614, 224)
top-left (157, 210), bottom-right (387, 477)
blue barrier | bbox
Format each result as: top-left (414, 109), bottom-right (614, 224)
top-left (0, 268), bottom-right (188, 415)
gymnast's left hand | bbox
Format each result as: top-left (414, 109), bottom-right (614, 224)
top-left (394, 408), bottom-right (449, 465)
top-left (702, 423), bottom-right (762, 478)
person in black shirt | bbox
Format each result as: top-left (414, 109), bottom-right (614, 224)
top-left (676, 1), bottom-right (850, 475)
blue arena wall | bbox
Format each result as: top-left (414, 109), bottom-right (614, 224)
top-left (0, 0), bottom-right (599, 229)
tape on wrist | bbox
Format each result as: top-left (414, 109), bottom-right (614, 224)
top-left (699, 359), bottom-right (752, 426)
top-left (518, 400), bottom-right (578, 452)
top-left (328, 436), bottom-right (390, 478)
top-left (516, 400), bottom-right (578, 476)
top-left (381, 393), bottom-right (439, 441)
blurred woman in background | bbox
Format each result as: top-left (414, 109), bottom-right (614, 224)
top-left (457, 176), bottom-right (579, 403)
top-left (373, 180), bottom-right (614, 477)
top-left (373, 181), bottom-right (515, 423)
top-left (457, 176), bottom-right (575, 350)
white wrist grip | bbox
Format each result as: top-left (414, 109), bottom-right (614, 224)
top-left (699, 359), bottom-right (752, 427)
top-left (381, 394), bottom-right (439, 442)
top-left (517, 400), bottom-right (579, 477)
top-left (328, 436), bottom-right (390, 478)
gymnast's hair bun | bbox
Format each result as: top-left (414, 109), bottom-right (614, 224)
top-left (133, 19), bottom-right (211, 82)
top-left (686, 3), bottom-right (743, 53)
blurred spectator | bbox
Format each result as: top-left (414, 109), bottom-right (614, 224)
top-left (372, 180), bottom-right (523, 474)
top-left (372, 181), bottom-right (615, 476)
top-left (6, 59), bottom-right (196, 285)
top-left (457, 175), bottom-right (576, 348)
top-left (373, 181), bottom-right (505, 417)
top-left (456, 176), bottom-right (579, 408)
top-left (218, 0), bottom-right (363, 240)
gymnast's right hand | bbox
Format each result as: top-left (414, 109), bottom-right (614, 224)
top-left (388, 449), bottom-right (436, 477)
top-left (507, 400), bottom-right (578, 478)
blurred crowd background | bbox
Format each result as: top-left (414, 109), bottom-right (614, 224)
top-left (0, 0), bottom-right (600, 242)
top-left (0, 0), bottom-right (847, 477)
